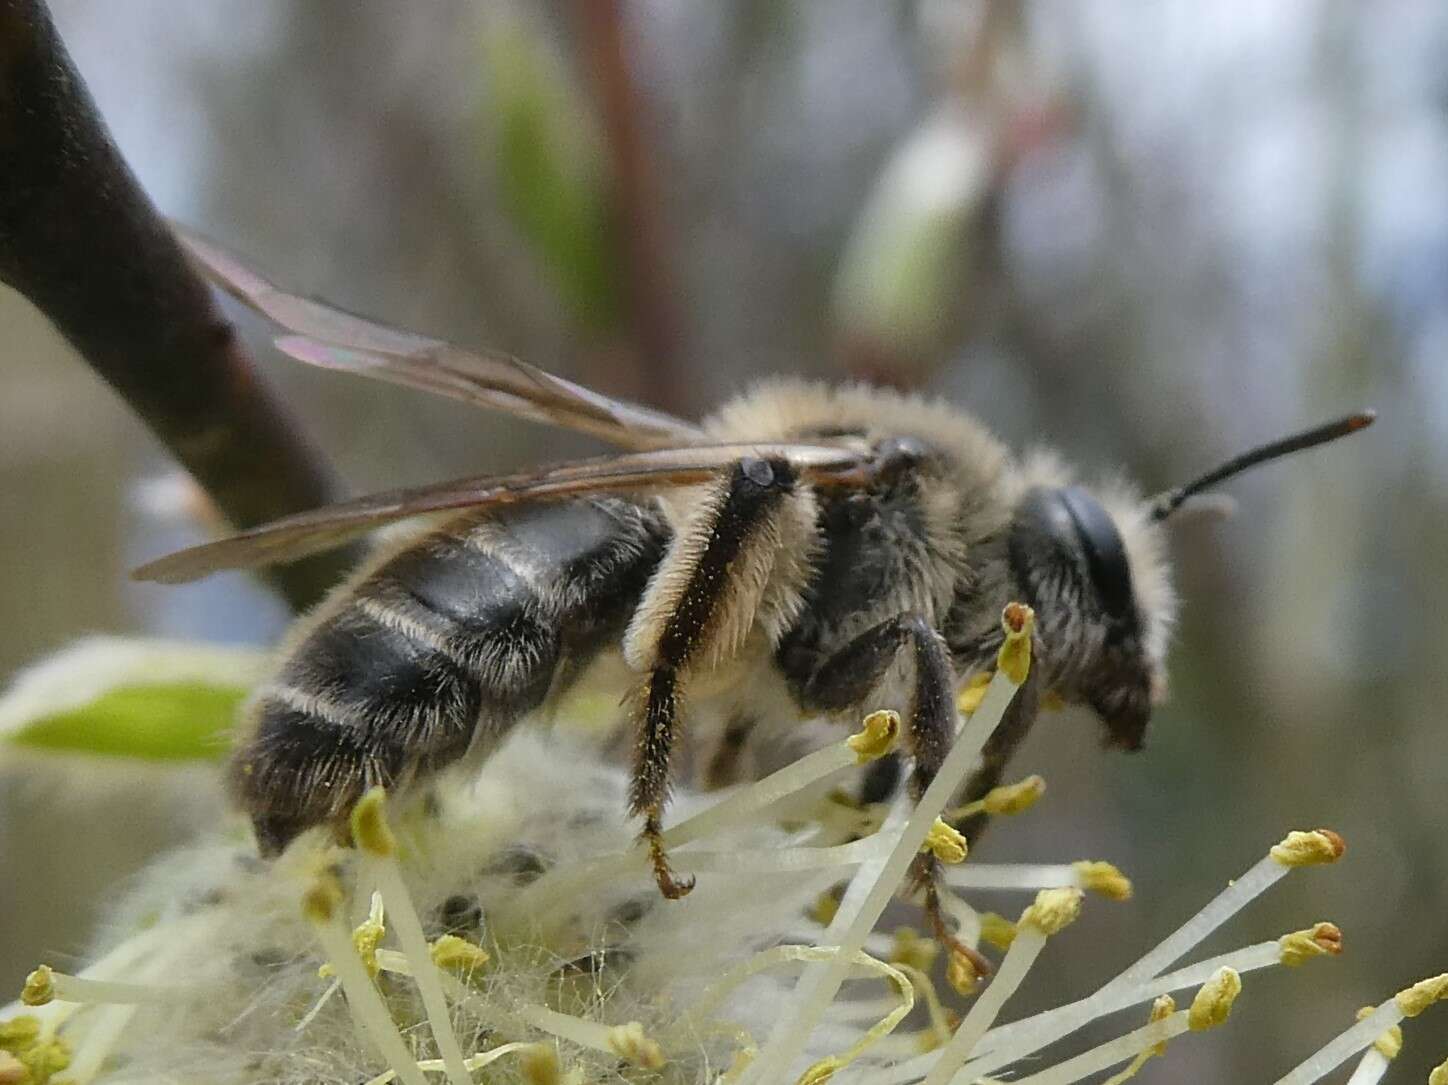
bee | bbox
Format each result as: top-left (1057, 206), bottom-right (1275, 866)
top-left (138, 233), bottom-right (1373, 920)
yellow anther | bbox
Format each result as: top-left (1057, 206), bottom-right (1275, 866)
top-left (921, 819), bottom-right (969, 864)
top-left (353, 919), bottom-right (386, 977)
top-left (889, 927), bottom-right (939, 973)
top-left (430, 934), bottom-right (491, 975)
top-left (1188, 967), bottom-right (1242, 1031)
top-left (20, 1037), bottom-right (68, 1079)
top-left (1020, 887), bottom-right (1084, 936)
top-left (809, 888), bottom-right (842, 926)
top-left (1073, 860), bottom-right (1133, 901)
top-left (797, 1056), bottom-right (844, 1084)
top-left (1395, 974), bottom-right (1448, 1018)
top-left (847, 710), bottom-right (900, 764)
top-left (977, 912), bottom-right (1018, 951)
top-left (19, 967), bottom-right (53, 1008)
top-left (350, 787), bottom-right (397, 858)
top-left (0, 1014), bottom-right (69, 1085)
top-left (606, 1021), bottom-right (665, 1069)
top-left (997, 603), bottom-right (1035, 685)
top-left (1270, 829), bottom-right (1346, 867)
top-left (0, 1017), bottom-right (40, 1050)
top-left (301, 872), bottom-right (345, 925)
top-left (1147, 994), bottom-right (1177, 1056)
top-left (946, 948), bottom-right (982, 996)
top-left (957, 672), bottom-right (992, 715)
top-left (1356, 1006), bottom-right (1403, 1059)
top-left (520, 1042), bottom-right (562, 1085)
top-left (1430, 1056), bottom-right (1448, 1085)
top-left (983, 775), bottom-right (1047, 816)
top-left (1279, 922), bottom-right (1343, 966)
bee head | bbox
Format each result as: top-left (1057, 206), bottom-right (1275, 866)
top-left (1006, 410), bottom-right (1374, 750)
top-left (1008, 481), bottom-right (1173, 750)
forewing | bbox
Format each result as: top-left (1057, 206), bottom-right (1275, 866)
top-left (179, 230), bottom-right (704, 450)
top-left (133, 444), bottom-right (864, 584)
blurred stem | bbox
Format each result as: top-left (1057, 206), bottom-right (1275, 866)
top-left (0, 0), bottom-right (355, 611)
top-left (577, 0), bottom-right (685, 413)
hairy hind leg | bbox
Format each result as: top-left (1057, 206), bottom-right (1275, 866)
top-left (626, 455), bottom-right (810, 899)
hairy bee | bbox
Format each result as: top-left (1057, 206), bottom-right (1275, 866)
top-left (139, 233), bottom-right (1373, 910)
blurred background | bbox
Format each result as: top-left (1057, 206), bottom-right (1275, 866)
top-left (2, 1), bottom-right (1445, 1079)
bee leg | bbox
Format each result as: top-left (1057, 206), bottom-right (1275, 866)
top-left (634, 666), bottom-right (696, 900)
top-left (627, 455), bottom-right (806, 900)
top-left (801, 614), bottom-right (1040, 973)
top-left (802, 613), bottom-right (957, 807)
top-left (952, 668), bottom-right (1044, 843)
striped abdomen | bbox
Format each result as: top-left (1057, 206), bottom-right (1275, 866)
top-left (234, 497), bottom-right (668, 855)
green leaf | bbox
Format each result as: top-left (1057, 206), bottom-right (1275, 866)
top-left (1, 637), bottom-right (266, 763)
top-left (9, 683), bottom-right (245, 761)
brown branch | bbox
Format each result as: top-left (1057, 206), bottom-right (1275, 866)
top-left (578, 0), bottom-right (686, 414)
top-left (0, 0), bottom-right (356, 611)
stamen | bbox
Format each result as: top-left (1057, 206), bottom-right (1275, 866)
top-left (1186, 967), bottom-right (1241, 1031)
top-left (519, 1042), bottom-right (563, 1085)
top-left (977, 913), bottom-right (1017, 951)
top-left (303, 870), bottom-right (429, 1085)
top-left (501, 722), bottom-right (876, 923)
top-left (891, 963), bottom-right (954, 1051)
top-left (20, 968), bottom-right (53, 1007)
top-left (1100, 996), bottom-right (1176, 1085)
top-left (353, 789), bottom-right (472, 1085)
top-left (360, 1041), bottom-right (542, 1085)
top-left (956, 673), bottom-right (991, 716)
top-left (921, 889), bottom-right (1082, 1085)
top-left (947, 774), bottom-right (1047, 823)
top-left (889, 928), bottom-right (939, 974)
top-left (945, 949), bottom-right (982, 997)
top-left (745, 606), bottom-right (1033, 1085)
top-left (1279, 923), bottom-right (1344, 967)
top-left (59, 1004), bottom-right (134, 1085)
top-left (648, 835), bottom-right (888, 881)
top-left (1071, 861), bottom-right (1133, 901)
top-left (921, 820), bottom-right (969, 864)
top-left (518, 1003), bottom-right (666, 1069)
top-left (1270, 829), bottom-right (1346, 867)
top-left (848, 709), bottom-right (901, 763)
top-left (1005, 1008), bottom-right (1188, 1085)
top-left (983, 775), bottom-right (1047, 816)
top-left (1274, 975), bottom-right (1448, 1085)
top-left (607, 1022), bottom-right (666, 1069)
top-left (429, 935), bottom-right (491, 977)
top-left (19, 966), bottom-right (180, 1007)
top-left (1341, 1006), bottom-right (1402, 1085)
top-left (897, 847), bottom-right (1345, 1085)
top-left (942, 859), bottom-right (1131, 899)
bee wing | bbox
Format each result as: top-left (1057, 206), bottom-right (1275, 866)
top-left (133, 443), bottom-right (865, 584)
top-left (178, 230), bottom-right (705, 450)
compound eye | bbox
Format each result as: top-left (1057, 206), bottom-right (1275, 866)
top-left (1058, 486), bottom-right (1135, 625)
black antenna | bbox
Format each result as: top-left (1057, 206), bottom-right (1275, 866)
top-left (1150, 410), bottom-right (1376, 522)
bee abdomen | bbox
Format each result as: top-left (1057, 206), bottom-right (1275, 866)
top-left (236, 498), bottom-right (666, 856)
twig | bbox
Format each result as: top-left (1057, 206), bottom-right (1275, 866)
top-left (577, 0), bottom-right (685, 414)
top-left (0, 0), bottom-right (356, 611)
